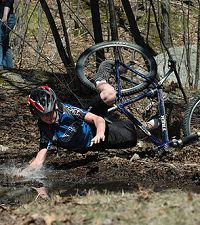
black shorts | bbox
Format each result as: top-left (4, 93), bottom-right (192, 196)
top-left (88, 95), bottom-right (137, 150)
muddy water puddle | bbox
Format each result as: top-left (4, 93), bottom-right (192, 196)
top-left (0, 164), bottom-right (138, 206)
top-left (0, 160), bottom-right (200, 206)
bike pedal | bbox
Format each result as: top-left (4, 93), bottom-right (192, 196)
top-left (155, 148), bottom-right (165, 157)
top-left (155, 147), bottom-right (173, 158)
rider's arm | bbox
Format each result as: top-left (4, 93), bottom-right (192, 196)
top-left (28, 148), bottom-right (48, 170)
top-left (2, 7), bottom-right (10, 23)
top-left (84, 112), bottom-right (106, 146)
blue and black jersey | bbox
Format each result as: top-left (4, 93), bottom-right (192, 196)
top-left (38, 98), bottom-right (137, 152)
top-left (38, 103), bottom-right (94, 151)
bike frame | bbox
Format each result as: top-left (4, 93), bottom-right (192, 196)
top-left (108, 59), bottom-right (176, 153)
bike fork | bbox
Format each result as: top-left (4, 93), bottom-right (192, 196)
top-left (157, 88), bottom-right (169, 143)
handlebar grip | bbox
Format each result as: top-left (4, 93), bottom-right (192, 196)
top-left (182, 133), bottom-right (199, 146)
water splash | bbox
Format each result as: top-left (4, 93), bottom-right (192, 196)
top-left (0, 164), bottom-right (47, 184)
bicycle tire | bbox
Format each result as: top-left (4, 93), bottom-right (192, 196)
top-left (183, 93), bottom-right (200, 136)
top-left (76, 41), bottom-right (158, 96)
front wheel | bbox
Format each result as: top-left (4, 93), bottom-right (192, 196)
top-left (183, 93), bottom-right (200, 136)
top-left (76, 41), bottom-right (158, 96)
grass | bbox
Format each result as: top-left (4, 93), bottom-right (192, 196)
top-left (12, 189), bottom-right (200, 225)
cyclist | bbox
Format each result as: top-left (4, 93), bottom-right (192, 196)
top-left (26, 62), bottom-right (159, 171)
top-left (27, 85), bottom-right (137, 170)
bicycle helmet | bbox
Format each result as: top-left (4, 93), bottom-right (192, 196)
top-left (28, 86), bottom-right (57, 118)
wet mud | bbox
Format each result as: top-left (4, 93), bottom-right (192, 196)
top-left (0, 143), bottom-right (200, 206)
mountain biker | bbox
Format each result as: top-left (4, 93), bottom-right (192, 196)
top-left (27, 85), bottom-right (137, 170)
top-left (26, 61), bottom-right (159, 171)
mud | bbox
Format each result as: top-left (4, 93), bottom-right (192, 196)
top-left (0, 72), bottom-right (199, 206)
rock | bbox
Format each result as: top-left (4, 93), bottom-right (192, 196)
top-left (130, 153), bottom-right (140, 161)
top-left (155, 45), bottom-right (199, 88)
top-left (0, 145), bottom-right (9, 152)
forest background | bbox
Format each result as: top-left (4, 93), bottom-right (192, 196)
top-left (0, 0), bottom-right (200, 224)
top-left (11, 0), bottom-right (199, 92)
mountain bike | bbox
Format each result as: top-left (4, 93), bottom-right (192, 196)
top-left (76, 41), bottom-right (200, 156)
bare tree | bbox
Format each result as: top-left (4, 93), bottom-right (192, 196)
top-left (121, 0), bottom-right (156, 55)
top-left (194, 0), bottom-right (200, 89)
top-left (160, 0), bottom-right (172, 49)
top-left (39, 0), bottom-right (74, 74)
top-left (90, 0), bottom-right (103, 44)
top-left (56, 0), bottom-right (74, 69)
top-left (107, 0), bottom-right (119, 40)
top-left (181, 0), bottom-right (193, 87)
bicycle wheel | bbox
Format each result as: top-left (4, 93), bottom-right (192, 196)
top-left (183, 94), bottom-right (200, 136)
top-left (76, 41), bottom-right (157, 96)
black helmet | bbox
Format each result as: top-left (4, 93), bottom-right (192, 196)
top-left (28, 86), bottom-right (57, 118)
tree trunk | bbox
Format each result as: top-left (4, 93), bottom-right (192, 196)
top-left (90, 0), bottom-right (103, 44)
top-left (107, 0), bottom-right (119, 40)
top-left (56, 0), bottom-right (75, 69)
top-left (39, 0), bottom-right (73, 74)
top-left (121, 0), bottom-right (156, 55)
top-left (161, 0), bottom-right (171, 49)
top-left (194, 0), bottom-right (200, 89)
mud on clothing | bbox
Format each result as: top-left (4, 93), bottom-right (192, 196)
top-left (38, 99), bottom-right (137, 152)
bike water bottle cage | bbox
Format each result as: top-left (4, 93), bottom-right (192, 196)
top-left (28, 86), bottom-right (57, 118)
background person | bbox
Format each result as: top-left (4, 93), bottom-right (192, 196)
top-left (0, 0), bottom-right (16, 70)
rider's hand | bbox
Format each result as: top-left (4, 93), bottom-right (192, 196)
top-left (1, 16), bottom-right (8, 25)
top-left (90, 131), bottom-right (105, 146)
top-left (20, 159), bottom-right (43, 175)
top-left (33, 187), bottom-right (49, 200)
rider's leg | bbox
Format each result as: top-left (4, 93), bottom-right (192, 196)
top-left (89, 60), bottom-right (116, 116)
top-left (89, 94), bottom-right (110, 118)
top-left (96, 82), bottom-right (116, 106)
top-left (95, 60), bottom-right (116, 106)
top-left (105, 120), bottom-right (137, 148)
top-left (92, 60), bottom-right (161, 130)
top-left (143, 101), bottom-right (174, 130)
top-left (88, 120), bottom-right (137, 151)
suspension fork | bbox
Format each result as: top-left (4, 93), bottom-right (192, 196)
top-left (157, 88), bottom-right (169, 143)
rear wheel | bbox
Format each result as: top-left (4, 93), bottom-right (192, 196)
top-left (183, 94), bottom-right (200, 136)
top-left (76, 41), bottom-right (158, 96)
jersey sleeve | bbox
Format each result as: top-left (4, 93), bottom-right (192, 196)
top-left (39, 129), bottom-right (52, 150)
top-left (38, 120), bottom-right (53, 151)
top-left (64, 104), bottom-right (88, 120)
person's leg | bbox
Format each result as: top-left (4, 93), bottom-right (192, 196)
top-left (104, 120), bottom-right (137, 149)
top-left (86, 120), bottom-right (137, 152)
top-left (3, 38), bottom-right (13, 69)
top-left (95, 60), bottom-right (116, 106)
top-left (96, 82), bottom-right (116, 106)
top-left (0, 22), bottom-right (4, 70)
top-left (7, 14), bottom-right (16, 31)
top-left (3, 14), bottom-right (16, 69)
top-left (89, 94), bottom-right (110, 118)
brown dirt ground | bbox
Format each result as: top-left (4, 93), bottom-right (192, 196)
top-left (0, 72), bottom-right (199, 223)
